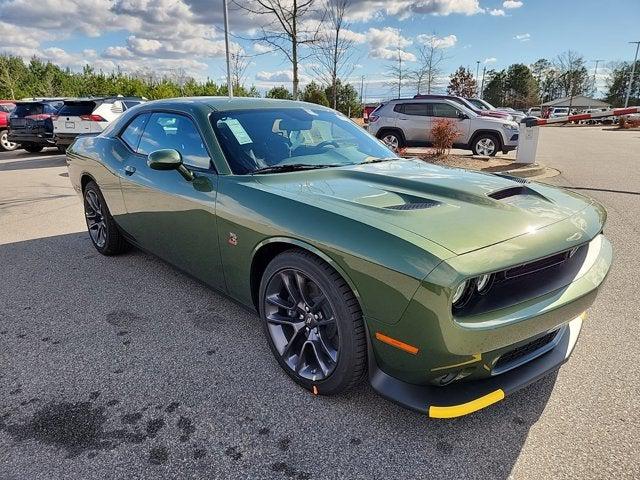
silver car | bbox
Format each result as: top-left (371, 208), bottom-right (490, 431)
top-left (368, 98), bottom-right (519, 156)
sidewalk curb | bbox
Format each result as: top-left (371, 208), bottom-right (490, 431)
top-left (502, 163), bottom-right (547, 178)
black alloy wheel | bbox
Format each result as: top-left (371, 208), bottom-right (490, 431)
top-left (259, 250), bottom-right (367, 395)
top-left (83, 181), bottom-right (129, 255)
top-left (264, 268), bottom-right (340, 381)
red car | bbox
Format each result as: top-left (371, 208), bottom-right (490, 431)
top-left (0, 100), bottom-right (18, 151)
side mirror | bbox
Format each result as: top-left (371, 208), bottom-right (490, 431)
top-left (457, 111), bottom-right (469, 120)
top-left (147, 149), bottom-right (194, 181)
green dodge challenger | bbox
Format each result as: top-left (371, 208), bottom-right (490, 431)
top-left (66, 98), bottom-right (612, 418)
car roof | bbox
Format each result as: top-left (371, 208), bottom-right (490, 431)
top-left (135, 96), bottom-right (334, 113)
top-left (62, 96), bottom-right (146, 103)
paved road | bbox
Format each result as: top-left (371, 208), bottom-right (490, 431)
top-left (0, 129), bottom-right (638, 480)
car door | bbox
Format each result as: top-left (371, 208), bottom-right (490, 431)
top-left (117, 111), bottom-right (224, 290)
top-left (431, 102), bottom-right (471, 144)
top-left (396, 103), bottom-right (431, 144)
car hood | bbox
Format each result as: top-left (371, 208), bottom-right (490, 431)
top-left (255, 159), bottom-right (599, 255)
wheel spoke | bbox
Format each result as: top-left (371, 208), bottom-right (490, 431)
top-left (266, 293), bottom-right (295, 310)
top-left (315, 316), bottom-right (335, 327)
top-left (294, 272), bottom-right (314, 307)
top-left (295, 341), bottom-right (308, 373)
top-left (282, 327), bottom-right (304, 358)
top-left (280, 271), bottom-right (301, 305)
top-left (310, 294), bottom-right (327, 314)
top-left (266, 312), bottom-right (302, 327)
top-left (309, 340), bottom-right (332, 376)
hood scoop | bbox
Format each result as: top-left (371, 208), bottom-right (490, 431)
top-left (489, 185), bottom-right (547, 201)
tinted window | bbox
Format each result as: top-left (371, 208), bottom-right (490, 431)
top-left (120, 113), bottom-right (150, 151)
top-left (402, 103), bottom-right (430, 116)
top-left (12, 104), bottom-right (43, 117)
top-left (138, 113), bottom-right (210, 169)
top-left (393, 104), bottom-right (404, 113)
top-left (211, 108), bottom-right (395, 175)
top-left (123, 101), bottom-right (142, 110)
top-left (431, 103), bottom-right (459, 118)
top-left (58, 102), bottom-right (96, 116)
top-left (44, 102), bottom-right (63, 114)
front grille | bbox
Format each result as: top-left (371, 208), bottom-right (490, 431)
top-left (504, 250), bottom-right (571, 279)
top-left (493, 329), bottom-right (559, 374)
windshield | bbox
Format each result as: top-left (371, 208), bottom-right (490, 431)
top-left (468, 99), bottom-right (490, 110)
top-left (211, 108), bottom-right (397, 175)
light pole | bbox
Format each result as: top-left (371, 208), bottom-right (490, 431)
top-left (476, 60), bottom-right (480, 95)
top-left (223, 0), bottom-right (233, 98)
top-left (480, 66), bottom-right (487, 99)
top-left (624, 41), bottom-right (640, 107)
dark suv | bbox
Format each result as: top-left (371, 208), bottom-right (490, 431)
top-left (8, 99), bottom-right (65, 153)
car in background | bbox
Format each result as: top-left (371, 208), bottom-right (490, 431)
top-left (466, 98), bottom-right (527, 123)
top-left (526, 107), bottom-right (542, 117)
top-left (369, 97), bottom-right (519, 156)
top-left (0, 100), bottom-right (18, 151)
top-left (52, 96), bottom-right (145, 150)
top-left (414, 94), bottom-right (514, 121)
top-left (548, 107), bottom-right (570, 119)
top-left (8, 99), bottom-right (65, 153)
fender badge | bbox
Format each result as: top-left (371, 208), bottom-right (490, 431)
top-left (228, 232), bottom-right (238, 246)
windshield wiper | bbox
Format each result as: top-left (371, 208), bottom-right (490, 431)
top-left (361, 157), bottom-right (400, 164)
top-left (252, 163), bottom-right (343, 175)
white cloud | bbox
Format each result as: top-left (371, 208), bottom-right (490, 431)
top-left (514, 33), bottom-right (531, 41)
top-left (367, 27), bottom-right (412, 49)
top-left (416, 34), bottom-right (458, 48)
top-left (484, 57), bottom-right (497, 64)
top-left (503, 0), bottom-right (523, 8)
top-left (347, 0), bottom-right (484, 22)
top-left (253, 43), bottom-right (273, 54)
top-left (488, 8), bottom-right (506, 16)
top-left (256, 70), bottom-right (294, 82)
top-left (369, 48), bottom-right (416, 61)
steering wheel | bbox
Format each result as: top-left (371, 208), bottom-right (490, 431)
top-left (316, 140), bottom-right (340, 149)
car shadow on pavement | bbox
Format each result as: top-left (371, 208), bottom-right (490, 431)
top-left (0, 155), bottom-right (66, 171)
top-left (0, 232), bottom-right (556, 480)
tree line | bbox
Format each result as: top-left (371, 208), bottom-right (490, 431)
top-left (445, 51), bottom-right (639, 109)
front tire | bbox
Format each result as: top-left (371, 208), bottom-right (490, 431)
top-left (83, 181), bottom-right (129, 256)
top-left (378, 130), bottom-right (404, 151)
top-left (472, 133), bottom-right (500, 156)
top-left (23, 144), bottom-right (44, 153)
top-left (259, 250), bottom-right (366, 395)
top-left (0, 129), bottom-right (18, 151)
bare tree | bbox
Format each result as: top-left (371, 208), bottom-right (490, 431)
top-left (235, 0), bottom-right (321, 98)
top-left (385, 50), bottom-right (406, 98)
top-left (554, 50), bottom-right (590, 98)
top-left (412, 35), bottom-right (448, 95)
top-left (311, 0), bottom-right (356, 109)
top-left (230, 50), bottom-right (250, 91)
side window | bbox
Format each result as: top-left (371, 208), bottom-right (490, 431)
top-left (138, 112), bottom-right (211, 169)
top-left (431, 103), bottom-right (459, 119)
top-left (393, 104), bottom-right (404, 114)
top-left (120, 113), bottom-right (150, 151)
top-left (402, 103), bottom-right (431, 116)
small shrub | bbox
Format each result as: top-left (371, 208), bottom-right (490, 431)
top-left (430, 119), bottom-right (461, 156)
top-left (619, 116), bottom-right (640, 129)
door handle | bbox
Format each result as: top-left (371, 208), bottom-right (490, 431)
top-left (124, 165), bottom-right (136, 176)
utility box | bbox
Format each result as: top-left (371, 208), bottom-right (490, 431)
top-left (516, 121), bottom-right (540, 165)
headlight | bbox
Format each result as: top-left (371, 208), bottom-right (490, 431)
top-left (452, 280), bottom-right (469, 304)
top-left (502, 123), bottom-right (518, 131)
top-left (476, 274), bottom-right (493, 293)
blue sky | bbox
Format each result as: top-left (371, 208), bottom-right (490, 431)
top-left (1, 0), bottom-right (639, 100)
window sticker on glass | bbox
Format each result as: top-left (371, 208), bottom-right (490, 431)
top-left (220, 118), bottom-right (253, 145)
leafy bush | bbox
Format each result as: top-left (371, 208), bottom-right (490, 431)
top-left (430, 119), bottom-right (461, 156)
top-left (619, 116), bottom-right (640, 129)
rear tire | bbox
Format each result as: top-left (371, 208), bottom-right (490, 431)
top-left (0, 129), bottom-right (18, 151)
top-left (471, 133), bottom-right (500, 157)
top-left (83, 181), bottom-right (129, 256)
top-left (23, 144), bottom-right (44, 153)
top-left (259, 249), bottom-right (367, 395)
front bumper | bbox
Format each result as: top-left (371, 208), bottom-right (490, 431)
top-left (369, 314), bottom-right (584, 418)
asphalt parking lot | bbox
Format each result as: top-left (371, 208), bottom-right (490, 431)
top-left (1, 126), bottom-right (639, 479)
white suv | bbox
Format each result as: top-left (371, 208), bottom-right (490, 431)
top-left (368, 98), bottom-right (519, 156)
top-left (53, 96), bottom-right (145, 150)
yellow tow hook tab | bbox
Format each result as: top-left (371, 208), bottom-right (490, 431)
top-left (428, 389), bottom-right (505, 419)
top-left (312, 385), bottom-right (318, 396)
